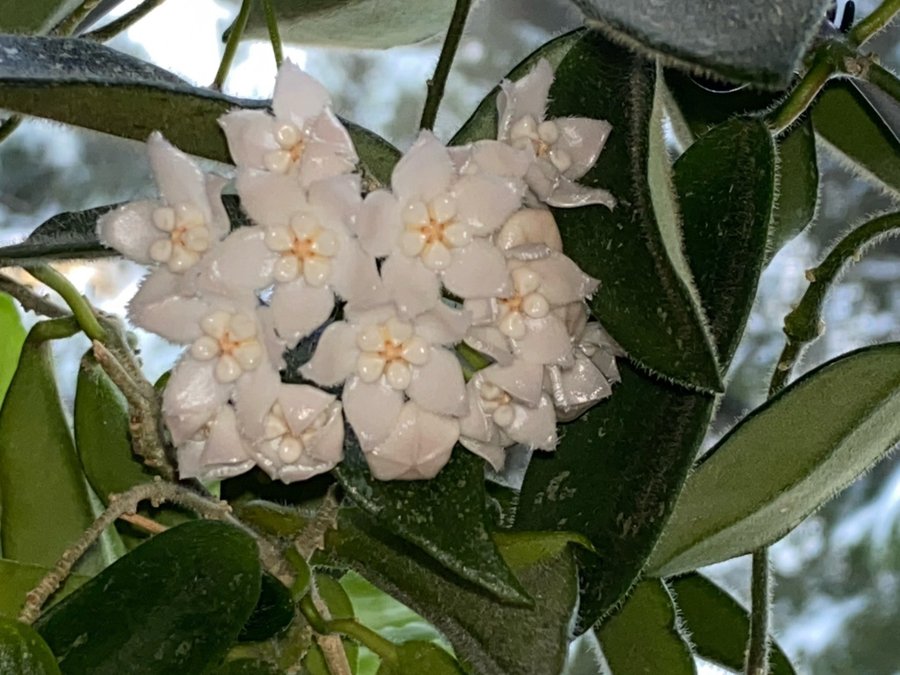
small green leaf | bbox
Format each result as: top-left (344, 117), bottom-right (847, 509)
top-left (670, 573), bottom-right (796, 675)
top-left (0, 0), bottom-right (80, 33)
top-left (649, 342), bottom-right (900, 577)
top-left (238, 573), bottom-right (294, 642)
top-left (597, 580), bottom-right (695, 675)
top-left (0, 332), bottom-right (100, 573)
top-left (303, 574), bottom-right (360, 675)
top-left (35, 520), bottom-right (262, 675)
top-left (322, 510), bottom-right (579, 675)
top-left (379, 641), bottom-right (465, 675)
top-left (0, 292), bottom-right (26, 409)
top-left (0, 560), bottom-right (89, 620)
top-left (334, 440), bottom-right (529, 606)
top-left (575, 0), bottom-right (829, 88)
top-left (0, 617), bottom-right (62, 675)
top-left (813, 80), bottom-right (900, 197)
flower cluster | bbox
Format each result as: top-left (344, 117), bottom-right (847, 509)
top-left (98, 59), bottom-right (622, 483)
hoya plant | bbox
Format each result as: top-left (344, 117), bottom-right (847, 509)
top-left (0, 0), bottom-right (897, 673)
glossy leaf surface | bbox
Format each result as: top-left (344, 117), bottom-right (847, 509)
top-left (0, 617), bottom-right (61, 675)
top-left (0, 560), bottom-right (88, 620)
top-left (0, 293), bottom-right (26, 409)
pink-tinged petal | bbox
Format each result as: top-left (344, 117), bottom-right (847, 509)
top-left (256, 305), bottom-right (288, 370)
top-left (355, 190), bottom-right (401, 258)
top-left (555, 117), bottom-right (612, 179)
top-left (271, 281), bottom-right (334, 347)
top-left (546, 354), bottom-right (613, 422)
top-left (278, 384), bottom-right (337, 436)
top-left (459, 379), bottom-right (495, 444)
top-left (415, 302), bottom-right (472, 345)
top-left (330, 239), bottom-right (383, 309)
top-left (219, 109), bottom-right (277, 170)
top-left (513, 316), bottom-right (573, 365)
top-left (530, 253), bottom-right (599, 304)
top-left (176, 439), bottom-right (206, 480)
top-left (463, 298), bottom-right (495, 325)
top-left (496, 208), bottom-right (563, 253)
top-left (524, 162), bottom-right (556, 202)
top-left (545, 177), bottom-right (616, 209)
top-left (198, 228), bottom-right (275, 295)
top-left (559, 302), bottom-right (590, 339)
top-left (277, 406), bottom-right (345, 483)
top-left (163, 357), bottom-right (229, 444)
top-left (460, 437), bottom-right (507, 472)
top-left (299, 321), bottom-right (358, 386)
top-left (147, 132), bottom-right (211, 220)
top-left (443, 240), bottom-right (511, 299)
top-left (343, 376), bottom-right (403, 450)
top-left (407, 347), bottom-right (467, 417)
top-left (198, 406), bottom-right (256, 479)
top-left (483, 360), bottom-right (543, 406)
top-left (98, 200), bottom-right (161, 263)
top-left (464, 140), bottom-right (531, 178)
top-left (128, 271), bottom-right (206, 343)
top-left (308, 173), bottom-right (362, 227)
top-left (273, 61), bottom-right (331, 125)
top-left (391, 130), bottom-right (454, 203)
top-left (464, 326), bottom-right (513, 366)
top-left (236, 170), bottom-right (309, 227)
top-left (381, 254), bottom-right (440, 317)
top-left (298, 138), bottom-right (359, 188)
top-left (497, 58), bottom-right (554, 138)
top-left (311, 109), bottom-right (357, 159)
top-left (365, 402), bottom-right (458, 480)
top-left (454, 173), bottom-right (523, 235)
top-left (234, 362), bottom-right (281, 438)
top-left (205, 174), bottom-right (231, 240)
top-left (506, 395), bottom-right (557, 451)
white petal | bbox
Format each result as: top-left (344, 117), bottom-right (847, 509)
top-left (365, 402), bottom-right (458, 480)
top-left (443, 240), bottom-right (511, 299)
top-left (343, 377), bottom-right (403, 450)
top-left (555, 117), bottom-right (613, 179)
top-left (547, 354), bottom-right (613, 422)
top-left (414, 302), bottom-right (472, 345)
top-left (381, 254), bottom-right (440, 317)
top-left (463, 140), bottom-right (531, 178)
top-left (464, 326), bottom-right (513, 366)
top-left (176, 439), bottom-right (206, 480)
top-left (512, 316), bottom-right (573, 365)
top-left (530, 253), bottom-right (599, 304)
top-left (298, 136), bottom-right (359, 187)
top-left (271, 281), bottom-right (334, 346)
top-left (391, 130), bottom-right (454, 204)
top-left (482, 360), bottom-right (544, 406)
top-left (524, 162), bottom-right (557, 202)
top-left (278, 383), bottom-right (336, 436)
top-left (307, 173), bottom-right (362, 226)
top-left (205, 174), bottom-right (231, 240)
top-left (454, 173), bottom-right (523, 235)
top-left (273, 61), bottom-right (331, 126)
top-left (147, 132), bottom-right (211, 221)
top-left (545, 176), bottom-right (616, 210)
top-left (277, 405), bottom-right (345, 483)
top-left (197, 228), bottom-right (275, 295)
top-left (407, 347), bottom-right (467, 417)
top-left (236, 170), bottom-right (309, 227)
top-left (98, 200), bottom-right (161, 263)
top-left (498, 58), bottom-right (554, 139)
top-left (355, 190), bottom-right (401, 258)
top-left (128, 271), bottom-right (207, 343)
top-left (330, 239), bottom-right (383, 309)
top-left (506, 395), bottom-right (558, 451)
top-left (256, 305), bottom-right (288, 371)
top-left (310, 109), bottom-right (358, 164)
top-left (219, 109), bottom-right (277, 170)
top-left (163, 357), bottom-right (230, 444)
top-left (198, 406), bottom-right (256, 479)
top-left (459, 437), bottom-right (507, 472)
top-left (458, 379), bottom-right (496, 444)
top-left (496, 208), bottom-right (563, 252)
top-left (299, 321), bottom-right (358, 386)
top-left (234, 362), bottom-right (281, 438)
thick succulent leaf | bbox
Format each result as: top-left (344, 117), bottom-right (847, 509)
top-left (573, 0), bottom-right (830, 88)
top-left (649, 342), bottom-right (900, 577)
top-left (0, 333), bottom-right (101, 573)
top-left (670, 573), bottom-right (796, 675)
top-left (674, 117), bottom-right (775, 366)
top-left (0, 560), bottom-right (88, 620)
top-left (813, 80), bottom-right (900, 196)
top-left (320, 510), bottom-right (579, 675)
top-left (0, 617), bottom-right (62, 675)
top-left (548, 33), bottom-right (721, 392)
top-left (0, 35), bottom-right (396, 177)
top-left (226, 0), bottom-right (453, 49)
top-left (333, 438), bottom-right (529, 605)
top-left (0, 293), bottom-right (26, 408)
top-left (35, 521), bottom-right (261, 675)
top-left (514, 361), bottom-right (714, 630)
top-left (597, 580), bottom-right (696, 674)
top-left (0, 0), bottom-right (80, 33)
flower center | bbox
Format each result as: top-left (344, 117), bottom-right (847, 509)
top-left (498, 266), bottom-right (550, 339)
top-left (148, 203), bottom-right (211, 272)
top-left (400, 194), bottom-right (471, 271)
top-left (264, 212), bottom-right (339, 287)
top-left (260, 401), bottom-right (336, 465)
top-left (509, 115), bottom-right (572, 173)
top-left (354, 317), bottom-right (431, 390)
top-left (263, 123), bottom-right (308, 174)
top-left (189, 310), bottom-right (264, 383)
top-left (478, 381), bottom-right (515, 428)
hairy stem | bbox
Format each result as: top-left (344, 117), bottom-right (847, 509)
top-left (849, 0), bottom-right (900, 46)
top-left (84, 0), bottom-right (168, 41)
top-left (24, 264), bottom-right (106, 342)
top-left (866, 62), bottom-right (900, 104)
top-left (28, 317), bottom-right (82, 342)
top-left (213, 0), bottom-right (253, 91)
top-left (745, 548), bottom-right (771, 675)
top-left (0, 273), bottom-right (69, 318)
top-left (261, 0), bottom-right (284, 68)
top-left (419, 0), bottom-right (473, 130)
top-left (299, 595), bottom-right (398, 667)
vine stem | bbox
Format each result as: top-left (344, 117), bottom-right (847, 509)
top-left (419, 0), bottom-right (473, 130)
top-left (867, 62), bottom-right (900, 105)
top-left (299, 595), bottom-right (399, 668)
top-left (261, 0), bottom-right (284, 68)
top-left (50, 0), bottom-right (103, 36)
top-left (23, 264), bottom-right (106, 342)
top-left (745, 549), bottom-right (772, 675)
top-left (212, 0), bottom-right (253, 91)
top-left (849, 0), bottom-right (900, 47)
top-left (84, 0), bottom-right (168, 42)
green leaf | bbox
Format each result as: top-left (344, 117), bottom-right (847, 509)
top-left (0, 617), bottom-right (62, 675)
top-left (303, 574), bottom-right (360, 674)
top-left (379, 641), bottom-right (465, 675)
top-left (333, 441), bottom-right (529, 606)
top-left (574, 0), bottom-right (829, 88)
top-left (214, 660), bottom-right (281, 675)
top-left (648, 342), bottom-right (900, 577)
top-left (674, 117), bottom-right (775, 366)
top-left (0, 559), bottom-right (89, 620)
top-left (321, 510), bottom-right (579, 675)
top-left (597, 580), bottom-right (695, 675)
top-left (238, 573), bottom-right (294, 643)
top-left (0, 293), bottom-right (26, 409)
top-left (35, 520), bottom-right (262, 675)
top-left (0, 0), bottom-right (80, 33)
top-left (670, 573), bottom-right (796, 675)
top-left (0, 35), bottom-right (397, 179)
top-left (0, 332), bottom-right (100, 572)
top-left (813, 80), bottom-right (900, 197)
top-left (514, 362), bottom-right (713, 630)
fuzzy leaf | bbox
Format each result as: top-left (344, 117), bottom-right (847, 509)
top-left (0, 560), bottom-right (88, 620)
top-left (0, 293), bottom-right (26, 409)
top-left (670, 573), bottom-right (796, 675)
top-left (597, 580), bottom-right (696, 675)
top-left (0, 0), bottom-right (80, 33)
top-left (572, 0), bottom-right (830, 88)
top-left (649, 342), bottom-right (900, 577)
top-left (379, 641), bottom-right (465, 675)
top-left (0, 617), bottom-right (62, 675)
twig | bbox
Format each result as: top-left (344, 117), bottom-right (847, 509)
top-left (212, 0), bottom-right (253, 91)
top-left (745, 549), bottom-right (772, 675)
top-left (0, 273), bottom-right (69, 318)
top-left (261, 0), bottom-right (284, 68)
top-left (24, 264), bottom-right (106, 342)
top-left (419, 0), bottom-right (473, 130)
top-left (50, 0), bottom-right (104, 36)
top-left (295, 485), bottom-right (341, 560)
top-left (119, 512), bottom-right (168, 534)
top-left (849, 0), bottom-right (900, 47)
top-left (84, 0), bottom-right (168, 41)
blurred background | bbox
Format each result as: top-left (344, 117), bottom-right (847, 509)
top-left (0, 0), bottom-right (897, 672)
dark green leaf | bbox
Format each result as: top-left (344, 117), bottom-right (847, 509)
top-left (514, 362), bottom-right (713, 630)
top-left (0, 617), bottom-right (61, 675)
top-left (813, 80), bottom-right (900, 197)
top-left (214, 659), bottom-right (281, 675)
top-left (597, 580), bottom-right (695, 675)
top-left (378, 641), bottom-right (465, 675)
top-left (0, 0), bottom-right (79, 33)
top-left (649, 342), bottom-right (900, 577)
top-left (674, 117), bottom-right (775, 365)
top-left (238, 573), bottom-right (294, 642)
top-left (35, 520), bottom-right (262, 675)
top-left (0, 332), bottom-right (100, 573)
top-left (0, 560), bottom-right (88, 620)
top-left (321, 510), bottom-right (579, 675)
top-left (333, 439), bottom-right (528, 606)
top-left (670, 573), bottom-right (796, 675)
top-left (574, 0), bottom-right (829, 88)
top-left (0, 292), bottom-right (26, 408)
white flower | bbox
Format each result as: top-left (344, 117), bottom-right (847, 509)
top-left (176, 405), bottom-right (256, 481)
top-left (300, 303), bottom-right (470, 479)
top-left (497, 59), bottom-right (615, 209)
top-left (199, 172), bottom-right (381, 347)
top-left (220, 61), bottom-right (357, 186)
top-left (355, 131), bottom-right (524, 317)
top-left (459, 360), bottom-right (557, 471)
top-left (98, 132), bottom-right (230, 273)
